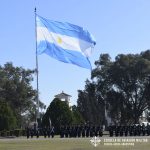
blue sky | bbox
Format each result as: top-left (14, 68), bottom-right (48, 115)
top-left (1, 0), bottom-right (150, 107)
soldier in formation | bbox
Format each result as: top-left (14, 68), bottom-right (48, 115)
top-left (26, 125), bottom-right (55, 139)
top-left (108, 123), bottom-right (150, 137)
top-left (59, 124), bottom-right (103, 138)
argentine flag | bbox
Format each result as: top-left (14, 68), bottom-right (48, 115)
top-left (36, 15), bottom-right (96, 69)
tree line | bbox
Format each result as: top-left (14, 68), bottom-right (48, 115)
top-left (43, 50), bottom-right (150, 132)
top-left (1, 50), bottom-right (150, 132)
top-left (77, 50), bottom-right (150, 125)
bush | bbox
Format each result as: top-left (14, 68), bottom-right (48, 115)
top-left (0, 130), bottom-right (7, 137)
top-left (13, 129), bottom-right (22, 137)
top-left (10, 130), bottom-right (14, 136)
top-left (0, 129), bottom-right (26, 137)
top-left (6, 131), bottom-right (10, 136)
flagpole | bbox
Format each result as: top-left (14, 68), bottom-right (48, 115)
top-left (34, 7), bottom-right (39, 122)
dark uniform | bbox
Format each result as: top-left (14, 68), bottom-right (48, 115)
top-left (109, 125), bottom-right (113, 137)
top-left (124, 126), bottom-right (128, 136)
top-left (36, 128), bottom-right (39, 138)
top-left (70, 126), bottom-right (74, 137)
top-left (137, 125), bottom-right (141, 136)
top-left (47, 127), bottom-right (51, 138)
top-left (147, 124), bottom-right (150, 136)
top-left (99, 125), bottom-right (103, 137)
top-left (129, 125), bottom-right (133, 136)
top-left (119, 126), bottom-right (124, 136)
top-left (115, 126), bottom-right (119, 137)
top-left (26, 127), bottom-right (30, 139)
top-left (142, 124), bottom-right (146, 136)
top-left (86, 125), bottom-right (90, 137)
top-left (77, 125), bottom-right (81, 137)
top-left (64, 126), bottom-right (69, 138)
top-left (30, 128), bottom-right (34, 138)
top-left (60, 126), bottom-right (65, 138)
top-left (43, 127), bottom-right (47, 138)
top-left (89, 126), bottom-right (93, 137)
top-left (51, 126), bottom-right (55, 138)
top-left (81, 125), bottom-right (85, 137)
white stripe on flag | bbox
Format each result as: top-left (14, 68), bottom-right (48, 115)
top-left (37, 27), bottom-right (93, 57)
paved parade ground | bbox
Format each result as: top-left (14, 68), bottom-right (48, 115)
top-left (0, 136), bottom-right (150, 150)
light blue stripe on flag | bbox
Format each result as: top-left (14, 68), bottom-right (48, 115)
top-left (36, 15), bottom-right (96, 69)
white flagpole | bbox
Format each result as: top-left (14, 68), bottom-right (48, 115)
top-left (35, 7), bottom-right (39, 122)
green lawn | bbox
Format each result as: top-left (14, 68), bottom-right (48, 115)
top-left (0, 137), bottom-right (150, 150)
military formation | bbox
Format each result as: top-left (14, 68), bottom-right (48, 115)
top-left (60, 125), bottom-right (103, 138)
top-left (26, 125), bottom-right (55, 139)
top-left (26, 123), bottom-right (150, 138)
top-left (108, 124), bottom-right (150, 137)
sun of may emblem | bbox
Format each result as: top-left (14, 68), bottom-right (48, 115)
top-left (57, 36), bottom-right (62, 44)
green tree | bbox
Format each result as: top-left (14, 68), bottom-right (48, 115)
top-left (106, 90), bottom-right (133, 125)
top-left (0, 62), bottom-right (46, 127)
top-left (77, 80), bottom-right (104, 125)
top-left (0, 101), bottom-right (16, 131)
top-left (71, 105), bottom-right (84, 124)
top-left (42, 98), bottom-right (73, 132)
top-left (92, 50), bottom-right (150, 124)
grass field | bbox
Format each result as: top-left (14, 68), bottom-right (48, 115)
top-left (0, 136), bottom-right (150, 150)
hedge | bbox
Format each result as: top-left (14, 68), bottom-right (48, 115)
top-left (0, 129), bottom-right (26, 137)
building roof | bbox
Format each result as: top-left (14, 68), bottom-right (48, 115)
top-left (54, 91), bottom-right (72, 98)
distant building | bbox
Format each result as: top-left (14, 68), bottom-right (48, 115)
top-left (139, 110), bottom-right (149, 124)
top-left (54, 91), bottom-right (72, 107)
